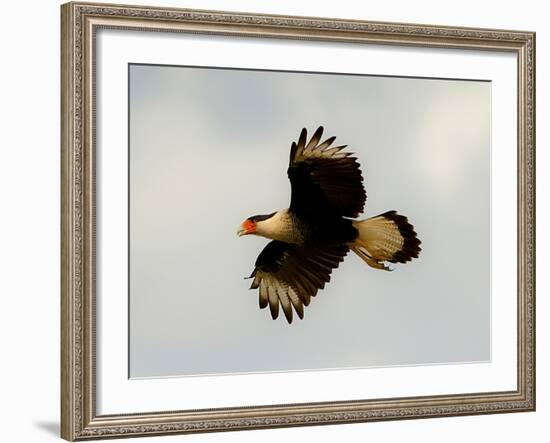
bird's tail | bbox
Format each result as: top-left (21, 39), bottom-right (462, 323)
top-left (351, 211), bottom-right (421, 271)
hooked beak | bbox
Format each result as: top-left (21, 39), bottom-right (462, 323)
top-left (237, 219), bottom-right (256, 237)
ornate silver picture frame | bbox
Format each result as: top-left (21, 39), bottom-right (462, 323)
top-left (61, 2), bottom-right (535, 440)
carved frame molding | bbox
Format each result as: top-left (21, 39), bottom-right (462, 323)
top-left (61, 2), bottom-right (535, 440)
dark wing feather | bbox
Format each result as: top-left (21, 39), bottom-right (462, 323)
top-left (249, 240), bottom-right (348, 323)
top-left (288, 126), bottom-right (366, 218)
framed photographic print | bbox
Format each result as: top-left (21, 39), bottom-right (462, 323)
top-left (61, 1), bottom-right (536, 440)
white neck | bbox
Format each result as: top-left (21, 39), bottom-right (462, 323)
top-left (254, 209), bottom-right (302, 244)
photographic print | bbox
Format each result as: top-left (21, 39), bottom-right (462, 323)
top-left (129, 64), bottom-right (490, 378)
top-left (62, 4), bottom-right (535, 439)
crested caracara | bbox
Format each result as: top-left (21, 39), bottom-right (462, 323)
top-left (237, 126), bottom-right (421, 323)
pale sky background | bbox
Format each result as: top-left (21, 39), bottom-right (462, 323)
top-left (129, 64), bottom-right (491, 378)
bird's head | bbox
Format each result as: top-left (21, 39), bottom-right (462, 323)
top-left (237, 213), bottom-right (276, 237)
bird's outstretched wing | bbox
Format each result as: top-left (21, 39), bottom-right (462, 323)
top-left (249, 240), bottom-right (349, 323)
top-left (288, 126), bottom-right (366, 218)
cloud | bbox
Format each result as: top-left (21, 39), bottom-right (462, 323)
top-left (412, 82), bottom-right (491, 196)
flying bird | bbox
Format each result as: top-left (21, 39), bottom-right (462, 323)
top-left (237, 126), bottom-right (421, 323)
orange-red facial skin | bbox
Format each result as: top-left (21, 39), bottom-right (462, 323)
top-left (242, 219), bottom-right (256, 235)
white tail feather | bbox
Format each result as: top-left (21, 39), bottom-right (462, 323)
top-left (351, 211), bottom-right (421, 271)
